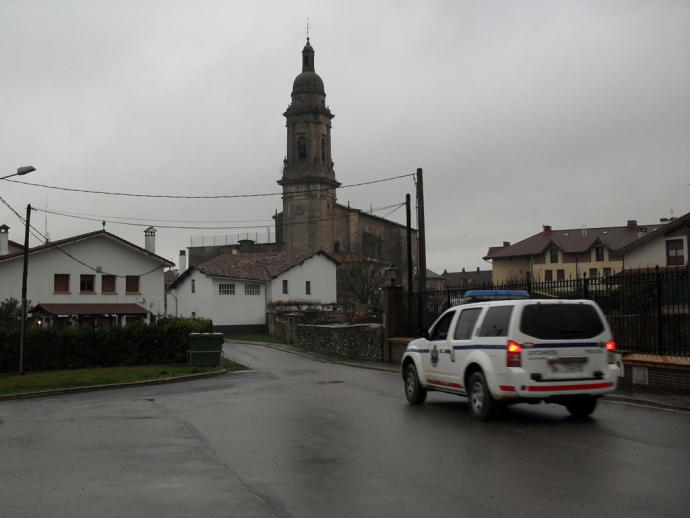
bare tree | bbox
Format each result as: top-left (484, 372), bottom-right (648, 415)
top-left (338, 260), bottom-right (389, 305)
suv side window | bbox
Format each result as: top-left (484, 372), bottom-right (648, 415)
top-left (477, 306), bottom-right (514, 337)
top-left (453, 308), bottom-right (482, 340)
top-left (429, 311), bottom-right (455, 341)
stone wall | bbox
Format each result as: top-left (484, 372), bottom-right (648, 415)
top-left (294, 323), bottom-right (383, 361)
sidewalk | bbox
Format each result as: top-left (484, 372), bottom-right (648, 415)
top-left (228, 340), bottom-right (690, 413)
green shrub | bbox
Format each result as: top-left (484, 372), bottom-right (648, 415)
top-left (0, 318), bottom-right (214, 374)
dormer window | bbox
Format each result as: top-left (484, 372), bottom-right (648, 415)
top-left (595, 246), bottom-right (605, 262)
top-left (549, 247), bottom-right (559, 264)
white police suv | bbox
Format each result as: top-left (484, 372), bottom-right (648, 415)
top-left (401, 291), bottom-right (620, 420)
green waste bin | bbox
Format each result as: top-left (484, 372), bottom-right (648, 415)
top-left (187, 332), bottom-right (224, 367)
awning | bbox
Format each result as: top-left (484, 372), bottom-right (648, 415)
top-left (34, 303), bottom-right (149, 316)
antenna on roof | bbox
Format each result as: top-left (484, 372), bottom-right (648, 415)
top-left (43, 200), bottom-right (50, 244)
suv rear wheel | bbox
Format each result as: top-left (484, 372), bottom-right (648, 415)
top-left (565, 395), bottom-right (598, 418)
top-left (404, 363), bottom-right (427, 405)
top-left (468, 371), bottom-right (494, 421)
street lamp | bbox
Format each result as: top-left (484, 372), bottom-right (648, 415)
top-left (11, 165), bottom-right (37, 375)
top-left (1, 165), bottom-right (36, 181)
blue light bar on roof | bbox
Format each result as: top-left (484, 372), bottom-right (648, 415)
top-left (463, 290), bottom-right (530, 301)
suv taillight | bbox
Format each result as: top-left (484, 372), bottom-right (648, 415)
top-left (605, 340), bottom-right (616, 364)
top-left (507, 340), bottom-right (522, 367)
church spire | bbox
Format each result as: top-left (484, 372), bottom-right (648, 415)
top-left (302, 38), bottom-right (315, 72)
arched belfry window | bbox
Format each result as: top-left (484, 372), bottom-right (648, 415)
top-left (321, 137), bottom-right (326, 162)
top-left (298, 137), bottom-right (307, 159)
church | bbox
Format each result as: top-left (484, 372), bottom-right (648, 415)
top-left (187, 39), bottom-right (418, 301)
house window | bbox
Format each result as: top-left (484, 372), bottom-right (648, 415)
top-left (282, 279), bottom-right (288, 294)
top-left (544, 270), bottom-right (553, 281)
top-left (549, 247), bottom-right (559, 264)
top-left (80, 274), bottom-right (95, 293)
top-left (102, 275), bottom-right (116, 293)
top-left (126, 275), bottom-right (140, 293)
top-left (595, 246), bottom-right (605, 262)
top-left (589, 268), bottom-right (598, 279)
top-left (666, 239), bottom-right (685, 266)
top-left (245, 283), bottom-right (261, 295)
top-left (219, 283), bottom-right (235, 295)
top-left (191, 279), bottom-right (196, 294)
top-left (603, 267), bottom-right (612, 277)
top-left (557, 269), bottom-right (565, 280)
top-left (305, 281), bottom-right (311, 295)
top-left (54, 274), bottom-right (70, 293)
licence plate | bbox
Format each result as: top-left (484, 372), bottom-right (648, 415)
top-left (548, 357), bottom-right (586, 373)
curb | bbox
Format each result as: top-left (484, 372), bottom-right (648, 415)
top-left (226, 340), bottom-right (690, 412)
top-left (227, 340), bottom-right (400, 373)
top-left (0, 369), bottom-right (229, 402)
top-left (602, 393), bottom-right (690, 413)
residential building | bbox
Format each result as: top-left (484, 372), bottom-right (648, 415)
top-left (426, 269), bottom-right (446, 291)
top-left (442, 267), bottom-right (492, 289)
top-left (170, 250), bottom-right (338, 332)
top-left (484, 221), bottom-right (666, 283)
top-left (0, 228), bottom-right (173, 327)
top-left (620, 212), bottom-right (689, 269)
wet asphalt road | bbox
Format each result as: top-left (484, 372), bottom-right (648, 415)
top-left (1, 341), bottom-right (688, 518)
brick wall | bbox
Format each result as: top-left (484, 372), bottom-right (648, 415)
top-left (619, 354), bottom-right (690, 393)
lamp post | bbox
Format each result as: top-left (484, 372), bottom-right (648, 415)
top-left (1, 165), bottom-right (36, 181)
top-left (5, 165), bottom-right (37, 375)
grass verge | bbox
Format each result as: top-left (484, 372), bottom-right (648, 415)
top-left (224, 333), bottom-right (285, 344)
top-left (0, 358), bottom-right (246, 397)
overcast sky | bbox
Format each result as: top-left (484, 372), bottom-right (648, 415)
top-left (1, 0), bottom-right (688, 274)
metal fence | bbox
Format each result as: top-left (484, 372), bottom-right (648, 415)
top-left (397, 267), bottom-right (690, 356)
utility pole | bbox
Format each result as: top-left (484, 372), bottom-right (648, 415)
top-left (406, 194), bottom-right (414, 335)
top-left (415, 168), bottom-right (427, 329)
top-left (19, 204), bottom-right (31, 375)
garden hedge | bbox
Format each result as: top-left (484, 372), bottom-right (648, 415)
top-left (0, 318), bottom-right (213, 374)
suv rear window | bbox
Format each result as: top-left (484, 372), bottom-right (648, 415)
top-left (520, 303), bottom-right (604, 339)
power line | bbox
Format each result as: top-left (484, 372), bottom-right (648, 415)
top-left (31, 208), bottom-right (275, 224)
top-left (0, 196), bottom-right (166, 278)
top-left (32, 201), bottom-right (407, 231)
top-left (2, 173), bottom-right (415, 199)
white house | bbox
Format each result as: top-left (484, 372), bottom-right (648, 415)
top-left (621, 212), bottom-right (688, 269)
top-left (170, 250), bottom-right (338, 332)
top-left (0, 228), bottom-right (174, 327)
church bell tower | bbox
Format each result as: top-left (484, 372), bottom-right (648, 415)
top-left (278, 39), bottom-right (340, 252)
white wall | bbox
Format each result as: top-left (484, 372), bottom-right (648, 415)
top-left (268, 254), bottom-right (337, 303)
top-left (0, 235), bottom-right (167, 315)
top-left (172, 270), bottom-right (267, 326)
top-left (625, 236), bottom-right (687, 269)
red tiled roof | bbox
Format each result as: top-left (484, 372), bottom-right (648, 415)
top-left (34, 303), bottom-right (149, 315)
top-left (618, 212), bottom-right (690, 254)
top-left (172, 250), bottom-right (338, 288)
top-left (0, 230), bottom-right (174, 266)
top-left (484, 224), bottom-right (665, 260)
top-left (443, 270), bottom-right (492, 288)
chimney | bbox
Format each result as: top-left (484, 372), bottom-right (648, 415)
top-left (462, 267), bottom-right (465, 273)
top-left (179, 250), bottom-right (187, 272)
top-left (503, 241), bottom-right (510, 247)
top-left (627, 220), bottom-right (638, 230)
top-left (476, 266), bottom-right (480, 272)
top-left (238, 238), bottom-right (256, 253)
top-left (543, 225), bottom-right (552, 235)
top-left (0, 224), bottom-right (9, 256)
top-left (144, 226), bottom-right (156, 253)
